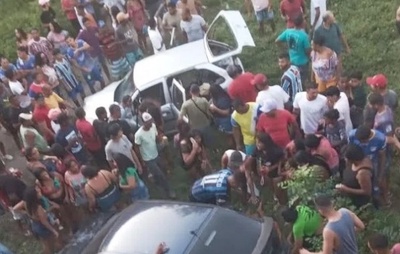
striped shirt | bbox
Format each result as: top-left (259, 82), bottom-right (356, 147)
top-left (281, 65), bottom-right (302, 102)
top-left (28, 37), bottom-right (53, 63)
top-left (191, 169), bottom-right (232, 203)
top-left (54, 58), bottom-right (80, 91)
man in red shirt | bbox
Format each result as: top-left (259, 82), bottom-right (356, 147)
top-left (226, 64), bottom-right (257, 103)
top-left (280, 0), bottom-right (306, 28)
top-left (75, 107), bottom-right (108, 168)
top-left (256, 99), bottom-right (301, 148)
top-left (33, 93), bottom-right (54, 144)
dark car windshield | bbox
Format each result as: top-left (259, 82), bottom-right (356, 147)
top-left (189, 208), bottom-right (262, 254)
top-left (114, 70), bottom-right (135, 103)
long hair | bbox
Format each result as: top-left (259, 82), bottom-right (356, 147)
top-left (23, 187), bottom-right (40, 216)
top-left (114, 153), bottom-right (136, 178)
top-left (256, 132), bottom-right (280, 153)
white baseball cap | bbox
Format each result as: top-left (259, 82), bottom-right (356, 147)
top-left (38, 0), bottom-right (50, 5)
top-left (19, 113), bottom-right (33, 120)
top-left (260, 99), bottom-right (278, 113)
top-left (142, 112), bottom-right (153, 122)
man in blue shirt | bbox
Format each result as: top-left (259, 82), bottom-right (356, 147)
top-left (276, 15), bottom-right (311, 83)
top-left (16, 46), bottom-right (36, 85)
top-left (0, 56), bottom-right (18, 85)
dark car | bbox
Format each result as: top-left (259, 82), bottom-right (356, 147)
top-left (60, 200), bottom-right (288, 254)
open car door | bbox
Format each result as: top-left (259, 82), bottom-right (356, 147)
top-left (204, 10), bottom-right (256, 63)
top-left (171, 79), bottom-right (186, 110)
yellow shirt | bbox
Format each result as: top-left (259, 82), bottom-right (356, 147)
top-left (231, 102), bottom-right (260, 145)
top-left (45, 93), bottom-right (64, 109)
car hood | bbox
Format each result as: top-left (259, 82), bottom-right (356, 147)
top-left (83, 81), bottom-right (120, 123)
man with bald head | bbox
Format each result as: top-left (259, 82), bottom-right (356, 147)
top-left (42, 84), bottom-right (74, 109)
top-left (180, 7), bottom-right (207, 43)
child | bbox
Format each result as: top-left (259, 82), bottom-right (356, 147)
top-left (323, 109), bottom-right (347, 154)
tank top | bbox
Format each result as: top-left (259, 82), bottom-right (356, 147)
top-left (325, 208), bottom-right (358, 254)
top-left (342, 166), bottom-right (371, 207)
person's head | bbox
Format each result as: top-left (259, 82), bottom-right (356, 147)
top-left (323, 109), bottom-right (340, 125)
top-left (355, 125), bottom-right (372, 143)
top-left (181, 8), bottom-right (192, 21)
top-left (108, 123), bottom-right (123, 140)
top-left (190, 129), bottom-right (203, 145)
top-left (17, 46), bottom-right (29, 59)
top-left (349, 71), bottom-right (363, 88)
top-left (322, 11), bottom-right (335, 25)
top-left (25, 147), bottom-right (40, 161)
top-left (116, 12), bottom-right (130, 24)
top-left (278, 52), bottom-right (291, 70)
top-left (142, 112), bottom-right (153, 130)
top-left (294, 138), bottom-right (306, 152)
top-left (23, 187), bottom-right (41, 215)
top-left (33, 167), bottom-right (52, 182)
top-left (314, 194), bottom-right (334, 216)
top-left (251, 73), bottom-right (269, 91)
top-left (76, 5), bottom-right (86, 16)
top-left (66, 35), bottom-right (76, 47)
top-left (232, 98), bottom-right (248, 114)
top-left (41, 84), bottom-right (52, 97)
top-left (109, 104), bottom-right (122, 119)
top-left (304, 134), bottom-right (322, 150)
top-left (4, 68), bottom-right (15, 81)
top-left (367, 233), bottom-right (390, 254)
top-left (34, 93), bottom-right (45, 106)
top-left (338, 71), bottom-right (350, 90)
top-left (114, 153), bottom-right (135, 177)
top-left (122, 95), bottom-right (132, 107)
top-left (75, 107), bottom-right (86, 120)
top-left (189, 83), bottom-right (200, 97)
top-left (312, 36), bottom-right (325, 52)
top-left (176, 119), bottom-right (191, 138)
top-left (367, 74), bottom-right (387, 92)
top-left (261, 99), bottom-right (278, 117)
top-left (53, 48), bottom-right (63, 61)
top-left (148, 17), bottom-right (157, 29)
top-left (81, 165), bottom-right (99, 179)
top-left (15, 28), bottom-right (27, 40)
top-left (50, 143), bottom-right (68, 158)
top-left (281, 206), bottom-right (299, 224)
top-left (228, 151), bottom-right (244, 171)
top-left (31, 28), bottom-right (40, 40)
top-left (293, 14), bottom-right (304, 28)
top-left (368, 92), bottom-right (385, 110)
top-left (345, 144), bottom-right (365, 164)
top-left (209, 84), bottom-right (229, 100)
top-left (65, 159), bottom-right (80, 174)
top-left (81, 17), bottom-right (91, 29)
top-left (256, 132), bottom-right (276, 151)
top-left (0, 56), bottom-right (10, 69)
top-left (57, 112), bottom-right (70, 127)
top-left (226, 64), bottom-right (242, 79)
top-left (19, 113), bottom-right (34, 127)
top-left (167, 2), bottom-right (177, 14)
top-left (34, 72), bottom-right (45, 84)
top-left (9, 95), bottom-right (19, 107)
top-left (294, 150), bottom-right (313, 166)
top-left (227, 170), bottom-right (246, 189)
top-left (305, 82), bottom-right (319, 100)
top-left (95, 106), bottom-right (108, 121)
top-left (49, 21), bottom-right (63, 34)
top-left (325, 86), bottom-right (341, 104)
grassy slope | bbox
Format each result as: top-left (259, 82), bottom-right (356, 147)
top-left (1, 0), bottom-right (400, 253)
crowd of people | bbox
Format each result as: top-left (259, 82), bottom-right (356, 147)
top-left (0, 0), bottom-right (399, 253)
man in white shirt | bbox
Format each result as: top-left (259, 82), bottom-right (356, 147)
top-left (325, 86), bottom-right (353, 134)
top-left (4, 69), bottom-right (25, 96)
top-left (250, 0), bottom-right (275, 34)
top-left (293, 82), bottom-right (328, 134)
top-left (252, 73), bottom-right (289, 109)
top-left (148, 17), bottom-right (166, 54)
top-left (310, 0), bottom-right (326, 35)
top-left (180, 7), bottom-right (207, 43)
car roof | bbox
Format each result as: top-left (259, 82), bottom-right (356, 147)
top-left (93, 200), bottom-right (268, 254)
top-left (133, 40), bottom-right (208, 89)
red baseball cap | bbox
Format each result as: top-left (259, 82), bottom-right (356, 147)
top-left (251, 74), bottom-right (268, 86)
top-left (366, 74), bottom-right (388, 88)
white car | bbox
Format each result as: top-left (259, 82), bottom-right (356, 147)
top-left (84, 10), bottom-right (255, 135)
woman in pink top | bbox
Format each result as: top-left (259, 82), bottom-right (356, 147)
top-left (304, 134), bottom-right (339, 175)
top-left (311, 36), bottom-right (339, 93)
top-left (127, 0), bottom-right (148, 51)
top-left (47, 22), bottom-right (69, 53)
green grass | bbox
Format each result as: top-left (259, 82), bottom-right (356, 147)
top-left (1, 0), bottom-right (400, 253)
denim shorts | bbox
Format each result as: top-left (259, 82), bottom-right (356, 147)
top-left (83, 66), bottom-right (103, 87)
top-left (255, 9), bottom-right (274, 22)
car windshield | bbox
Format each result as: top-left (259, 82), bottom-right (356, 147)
top-left (114, 70), bottom-right (135, 103)
top-left (189, 209), bottom-right (262, 254)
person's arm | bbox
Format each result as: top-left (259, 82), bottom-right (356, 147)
top-left (280, 2), bottom-right (287, 20)
top-left (231, 116), bottom-right (243, 151)
top-left (275, 30), bottom-right (287, 46)
top-left (287, 112), bottom-right (302, 139)
top-left (37, 206), bottom-right (58, 237)
top-left (221, 152), bottom-right (228, 168)
top-left (102, 170), bottom-right (117, 183)
top-left (339, 170), bottom-right (372, 196)
top-left (180, 22), bottom-right (188, 43)
top-left (130, 148), bottom-right (143, 174)
top-left (181, 138), bottom-right (199, 166)
top-left (84, 184), bottom-right (96, 212)
top-left (311, 1), bottom-right (321, 33)
top-left (119, 174), bottom-right (137, 190)
top-left (47, 199), bottom-right (61, 212)
top-left (210, 104), bottom-right (230, 116)
top-left (12, 200), bottom-right (25, 212)
top-left (331, 122), bottom-right (348, 148)
top-left (300, 228), bottom-right (335, 254)
top-left (37, 121), bottom-right (55, 140)
top-left (200, 17), bottom-right (208, 32)
top-left (244, 161), bottom-right (257, 203)
top-left (348, 209), bottom-right (365, 231)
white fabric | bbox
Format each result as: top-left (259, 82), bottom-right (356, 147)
top-left (51, 121), bottom-right (60, 134)
top-left (9, 81), bottom-right (24, 95)
top-left (180, 15), bottom-right (206, 42)
top-left (255, 85), bottom-right (289, 110)
top-left (293, 92), bottom-right (328, 134)
top-left (251, 0), bottom-right (269, 12)
top-left (334, 92), bottom-right (353, 134)
top-left (134, 123), bottom-right (159, 161)
top-left (310, 0), bottom-right (326, 28)
top-left (148, 27), bottom-right (166, 54)
top-left (224, 149), bottom-right (246, 161)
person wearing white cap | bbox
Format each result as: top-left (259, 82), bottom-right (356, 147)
top-left (256, 99), bottom-right (300, 149)
top-left (39, 0), bottom-right (56, 29)
top-left (19, 113), bottom-right (50, 154)
top-left (134, 112), bottom-right (176, 199)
